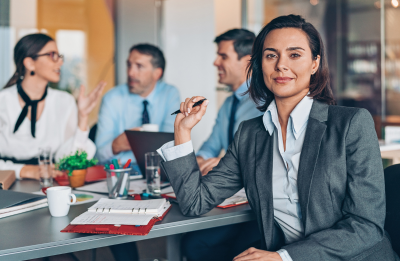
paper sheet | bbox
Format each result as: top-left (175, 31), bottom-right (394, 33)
top-left (32, 191), bottom-right (107, 205)
top-left (218, 188), bottom-right (248, 207)
top-left (88, 198), bottom-right (166, 214)
top-left (70, 211), bottom-right (154, 225)
top-left (75, 178), bottom-right (147, 194)
top-left (160, 186), bottom-right (174, 194)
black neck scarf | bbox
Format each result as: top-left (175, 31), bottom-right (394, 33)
top-left (14, 82), bottom-right (47, 138)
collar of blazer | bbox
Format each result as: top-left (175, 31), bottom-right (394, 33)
top-left (253, 100), bottom-right (329, 247)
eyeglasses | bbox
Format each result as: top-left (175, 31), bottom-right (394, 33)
top-left (32, 52), bottom-right (64, 62)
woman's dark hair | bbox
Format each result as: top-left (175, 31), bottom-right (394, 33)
top-left (247, 14), bottom-right (335, 111)
top-left (3, 33), bottom-right (54, 88)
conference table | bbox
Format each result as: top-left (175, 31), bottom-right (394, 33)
top-left (0, 179), bottom-right (255, 261)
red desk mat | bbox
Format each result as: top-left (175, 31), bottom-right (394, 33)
top-left (61, 204), bottom-right (171, 236)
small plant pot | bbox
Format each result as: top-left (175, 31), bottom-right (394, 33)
top-left (68, 169), bottom-right (87, 188)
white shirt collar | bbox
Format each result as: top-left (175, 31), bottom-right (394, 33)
top-left (263, 95), bottom-right (314, 139)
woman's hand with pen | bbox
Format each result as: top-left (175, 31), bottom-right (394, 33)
top-left (174, 96), bottom-right (209, 146)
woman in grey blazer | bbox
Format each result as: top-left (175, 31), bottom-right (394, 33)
top-left (158, 15), bottom-right (399, 261)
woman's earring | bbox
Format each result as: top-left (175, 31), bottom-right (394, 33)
top-left (312, 71), bottom-right (315, 75)
top-left (30, 71), bottom-right (35, 76)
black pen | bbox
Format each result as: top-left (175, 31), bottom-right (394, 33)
top-left (171, 98), bottom-right (207, 115)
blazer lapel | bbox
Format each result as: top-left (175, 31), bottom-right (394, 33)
top-left (254, 127), bottom-right (275, 249)
top-left (297, 101), bottom-right (328, 233)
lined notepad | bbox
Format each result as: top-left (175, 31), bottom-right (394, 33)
top-left (71, 198), bottom-right (170, 226)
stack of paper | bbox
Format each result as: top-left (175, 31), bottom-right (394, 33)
top-left (0, 190), bottom-right (48, 219)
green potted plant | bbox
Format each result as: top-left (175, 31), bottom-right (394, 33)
top-left (57, 151), bottom-right (98, 188)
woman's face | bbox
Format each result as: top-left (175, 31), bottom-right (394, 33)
top-left (26, 41), bottom-right (63, 83)
top-left (262, 28), bottom-right (320, 100)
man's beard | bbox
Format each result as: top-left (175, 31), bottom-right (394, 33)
top-left (128, 78), bottom-right (143, 94)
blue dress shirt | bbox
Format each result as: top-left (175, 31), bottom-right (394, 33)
top-left (197, 81), bottom-right (263, 159)
top-left (95, 81), bottom-right (180, 165)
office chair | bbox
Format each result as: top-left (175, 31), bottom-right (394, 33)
top-left (384, 163), bottom-right (400, 256)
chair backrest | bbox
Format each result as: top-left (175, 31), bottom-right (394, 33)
top-left (384, 164), bottom-right (400, 256)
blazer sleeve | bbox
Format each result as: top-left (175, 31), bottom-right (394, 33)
top-left (160, 122), bottom-right (245, 216)
top-left (283, 109), bottom-right (386, 260)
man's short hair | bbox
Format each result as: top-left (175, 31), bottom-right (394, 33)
top-left (214, 29), bottom-right (256, 60)
top-left (129, 43), bottom-right (166, 77)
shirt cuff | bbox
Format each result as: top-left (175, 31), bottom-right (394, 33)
top-left (157, 140), bottom-right (193, 161)
top-left (96, 141), bottom-right (115, 164)
top-left (277, 249), bottom-right (293, 261)
top-left (74, 127), bottom-right (89, 147)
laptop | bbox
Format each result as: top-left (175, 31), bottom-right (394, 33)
top-left (125, 130), bottom-right (174, 176)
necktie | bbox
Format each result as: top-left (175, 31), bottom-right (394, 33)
top-left (228, 95), bottom-right (239, 145)
top-left (14, 81), bottom-right (47, 138)
top-left (142, 100), bottom-right (150, 125)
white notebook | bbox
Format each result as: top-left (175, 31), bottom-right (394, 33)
top-left (70, 198), bottom-right (170, 226)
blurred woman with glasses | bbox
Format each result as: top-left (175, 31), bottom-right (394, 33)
top-left (0, 33), bottom-right (105, 180)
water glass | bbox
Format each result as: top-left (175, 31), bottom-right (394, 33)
top-left (38, 147), bottom-right (53, 188)
top-left (145, 152), bottom-right (161, 195)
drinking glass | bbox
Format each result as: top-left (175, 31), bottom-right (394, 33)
top-left (38, 147), bottom-right (53, 188)
top-left (145, 152), bottom-right (161, 195)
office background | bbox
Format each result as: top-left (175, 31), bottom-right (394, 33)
top-left (0, 0), bottom-right (399, 146)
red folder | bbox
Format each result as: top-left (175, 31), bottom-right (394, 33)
top-left (216, 201), bottom-right (248, 209)
top-left (61, 204), bottom-right (171, 236)
top-left (161, 193), bottom-right (248, 209)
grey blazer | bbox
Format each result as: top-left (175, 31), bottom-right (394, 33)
top-left (161, 101), bottom-right (399, 261)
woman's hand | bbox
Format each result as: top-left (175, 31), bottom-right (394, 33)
top-left (51, 167), bottom-right (65, 178)
top-left (20, 165), bottom-right (65, 180)
top-left (20, 165), bottom-right (40, 180)
top-left (77, 81), bottom-right (107, 131)
top-left (174, 96), bottom-right (209, 145)
top-left (199, 157), bottom-right (221, 176)
top-left (233, 248), bottom-right (283, 261)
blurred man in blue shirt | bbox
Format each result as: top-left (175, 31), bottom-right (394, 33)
top-left (183, 29), bottom-right (263, 261)
top-left (95, 44), bottom-right (180, 166)
top-left (95, 44), bottom-right (180, 261)
top-left (196, 29), bottom-right (263, 176)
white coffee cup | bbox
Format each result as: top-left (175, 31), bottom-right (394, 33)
top-left (142, 124), bottom-right (159, 132)
top-left (46, 186), bottom-right (77, 217)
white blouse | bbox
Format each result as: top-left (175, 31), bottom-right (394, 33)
top-left (0, 85), bottom-right (96, 179)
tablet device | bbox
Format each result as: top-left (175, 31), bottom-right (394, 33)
top-left (125, 130), bottom-right (174, 176)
